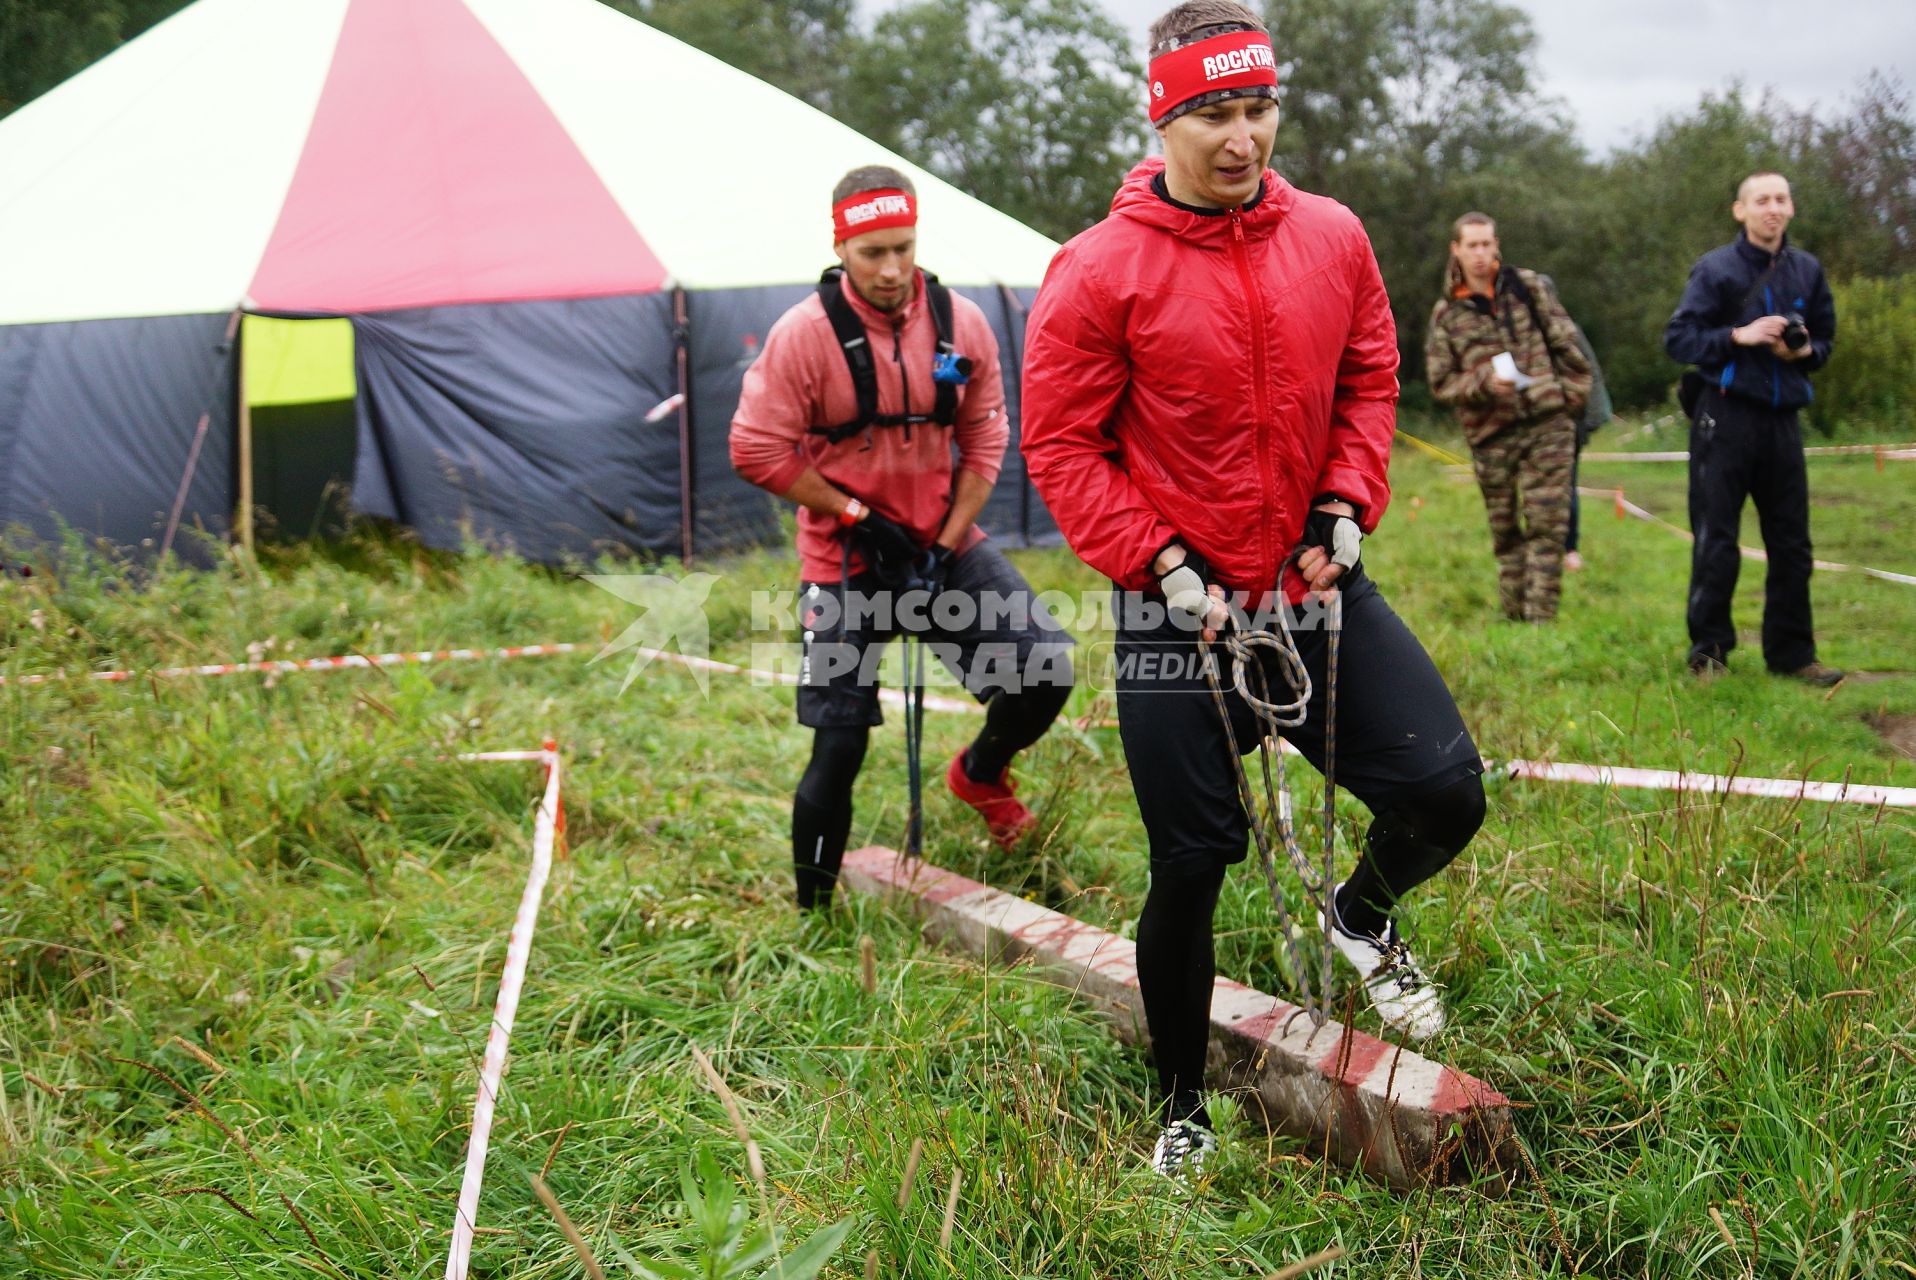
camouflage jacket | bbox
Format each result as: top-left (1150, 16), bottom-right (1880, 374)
top-left (1425, 262), bottom-right (1593, 446)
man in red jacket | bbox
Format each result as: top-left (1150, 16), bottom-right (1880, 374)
top-left (731, 165), bottom-right (1074, 913)
top-left (1022, 0), bottom-right (1485, 1179)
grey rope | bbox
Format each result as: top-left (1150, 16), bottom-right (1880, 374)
top-left (1198, 578), bottom-right (1344, 1028)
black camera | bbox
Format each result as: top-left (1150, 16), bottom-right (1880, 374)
top-left (1782, 311), bottom-right (1810, 352)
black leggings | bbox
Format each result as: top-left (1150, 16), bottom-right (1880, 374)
top-left (1136, 772), bottom-right (1486, 1125)
top-left (793, 726), bottom-right (868, 910)
top-left (1336, 771), bottom-right (1486, 938)
top-left (791, 683), bottom-right (1068, 908)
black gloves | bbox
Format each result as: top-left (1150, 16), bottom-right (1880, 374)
top-left (851, 511), bottom-right (924, 589)
top-left (1156, 545), bottom-right (1221, 630)
top-left (1297, 505), bottom-right (1362, 576)
top-left (916, 543), bottom-right (957, 594)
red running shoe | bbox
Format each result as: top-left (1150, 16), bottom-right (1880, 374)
top-left (945, 751), bottom-right (1038, 850)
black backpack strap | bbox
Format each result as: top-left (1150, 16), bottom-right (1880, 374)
top-left (1501, 267), bottom-right (1547, 343)
top-left (922, 271), bottom-right (959, 428)
top-left (1503, 266), bottom-right (1574, 373)
top-left (809, 268), bottom-right (961, 445)
top-left (814, 268), bottom-right (880, 444)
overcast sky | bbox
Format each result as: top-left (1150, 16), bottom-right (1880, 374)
top-left (1026, 0), bottom-right (1916, 155)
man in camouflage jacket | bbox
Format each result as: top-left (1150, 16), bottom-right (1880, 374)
top-left (1425, 212), bottom-right (1593, 622)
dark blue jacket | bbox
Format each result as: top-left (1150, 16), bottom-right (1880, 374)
top-left (1664, 235), bottom-right (1836, 410)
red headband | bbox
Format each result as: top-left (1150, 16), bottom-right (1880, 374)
top-left (1147, 29), bottom-right (1279, 125)
top-left (832, 188), bottom-right (917, 242)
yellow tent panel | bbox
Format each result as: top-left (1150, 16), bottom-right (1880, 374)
top-left (242, 315), bottom-right (355, 407)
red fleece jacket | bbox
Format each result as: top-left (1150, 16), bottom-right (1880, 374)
top-left (1021, 159), bottom-right (1399, 601)
top-left (729, 271), bottom-right (1006, 582)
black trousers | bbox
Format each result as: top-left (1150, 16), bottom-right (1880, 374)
top-left (1112, 567), bottom-right (1483, 871)
top-left (1687, 390), bottom-right (1817, 671)
top-left (1111, 567), bottom-right (1484, 1123)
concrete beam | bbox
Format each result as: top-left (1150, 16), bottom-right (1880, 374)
top-left (840, 845), bottom-right (1518, 1188)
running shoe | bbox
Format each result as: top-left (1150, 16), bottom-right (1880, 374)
top-left (1320, 884), bottom-right (1446, 1040)
top-left (945, 751), bottom-right (1037, 850)
top-left (1150, 1119), bottom-right (1217, 1183)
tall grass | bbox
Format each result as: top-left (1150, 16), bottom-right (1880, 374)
top-left (2, 436), bottom-right (1912, 1277)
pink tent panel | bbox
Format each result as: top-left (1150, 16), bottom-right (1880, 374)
top-left (248, 0), bottom-right (666, 313)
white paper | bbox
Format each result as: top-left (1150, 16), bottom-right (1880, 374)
top-left (1490, 351), bottom-right (1536, 389)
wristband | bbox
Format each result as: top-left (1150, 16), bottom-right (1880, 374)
top-left (837, 498), bottom-right (866, 528)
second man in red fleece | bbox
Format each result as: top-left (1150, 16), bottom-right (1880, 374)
top-left (730, 165), bottom-right (1075, 913)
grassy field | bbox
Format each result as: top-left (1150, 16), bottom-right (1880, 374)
top-left (3, 422), bottom-right (1913, 1278)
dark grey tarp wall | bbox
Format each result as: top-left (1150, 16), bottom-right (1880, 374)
top-left (0, 313), bottom-right (235, 562)
top-left (682, 284), bottom-right (808, 554)
top-left (972, 284), bottom-right (1061, 548)
top-left (682, 280), bottom-right (1059, 561)
top-left (349, 294), bottom-right (681, 563)
top-left (0, 284), bottom-right (1055, 571)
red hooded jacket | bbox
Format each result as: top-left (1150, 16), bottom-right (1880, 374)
top-left (1021, 159), bottom-right (1398, 600)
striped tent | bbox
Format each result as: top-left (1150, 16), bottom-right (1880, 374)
top-left (0, 0), bottom-right (1061, 562)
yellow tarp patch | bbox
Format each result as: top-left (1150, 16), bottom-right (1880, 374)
top-left (243, 315), bottom-right (356, 407)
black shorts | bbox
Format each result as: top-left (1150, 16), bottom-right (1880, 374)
top-left (796, 541), bottom-right (1076, 729)
top-left (1111, 566), bottom-right (1483, 871)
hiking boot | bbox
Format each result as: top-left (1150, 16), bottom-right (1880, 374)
top-left (1320, 885), bottom-right (1446, 1041)
top-left (1778, 661), bottom-right (1845, 688)
top-left (1150, 1120), bottom-right (1217, 1183)
top-left (945, 751), bottom-right (1037, 850)
top-left (1688, 651), bottom-right (1729, 679)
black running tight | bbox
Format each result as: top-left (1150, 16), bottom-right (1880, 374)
top-left (1137, 772), bottom-right (1485, 1123)
top-left (792, 726), bottom-right (869, 909)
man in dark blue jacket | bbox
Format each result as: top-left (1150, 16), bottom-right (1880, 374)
top-left (1665, 171), bottom-right (1841, 686)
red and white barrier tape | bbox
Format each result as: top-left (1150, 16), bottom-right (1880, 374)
top-left (0, 641), bottom-right (583, 687)
top-left (622, 645), bottom-right (978, 715)
top-left (1582, 442), bottom-right (1916, 463)
top-left (14, 635), bottom-right (1908, 810)
top-left (627, 649), bottom-right (1915, 810)
top-left (1498, 756), bottom-right (1913, 809)
top-left (444, 740), bottom-right (565, 1280)
top-left (1591, 486), bottom-right (1916, 586)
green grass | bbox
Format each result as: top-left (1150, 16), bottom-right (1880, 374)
top-left (2, 430), bottom-right (1912, 1278)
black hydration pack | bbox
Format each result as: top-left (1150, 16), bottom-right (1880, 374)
top-left (809, 267), bottom-right (970, 446)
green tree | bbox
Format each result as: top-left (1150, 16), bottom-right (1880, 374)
top-left (1778, 72), bottom-right (1916, 281)
top-left (1260, 0), bottom-right (1593, 400)
top-left (1572, 87), bottom-right (1784, 407)
top-left (0, 0), bottom-right (190, 116)
top-left (842, 0), bottom-right (1146, 243)
top-left (606, 0), bottom-right (860, 116)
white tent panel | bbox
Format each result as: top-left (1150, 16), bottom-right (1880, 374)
top-left (464, 0), bottom-right (1060, 290)
top-left (0, 0), bottom-right (348, 326)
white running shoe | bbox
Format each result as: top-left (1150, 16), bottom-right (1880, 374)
top-left (1150, 1120), bottom-right (1218, 1183)
top-left (1320, 883), bottom-right (1447, 1041)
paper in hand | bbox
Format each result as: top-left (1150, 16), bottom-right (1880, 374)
top-left (1490, 351), bottom-right (1536, 390)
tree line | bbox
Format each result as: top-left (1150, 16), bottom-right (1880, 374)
top-left (6, 0), bottom-right (1909, 423)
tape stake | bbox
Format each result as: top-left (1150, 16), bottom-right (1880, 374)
top-left (444, 743), bottom-right (564, 1280)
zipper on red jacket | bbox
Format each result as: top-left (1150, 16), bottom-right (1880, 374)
top-left (891, 317), bottom-right (912, 443)
top-left (1229, 206), bottom-right (1277, 586)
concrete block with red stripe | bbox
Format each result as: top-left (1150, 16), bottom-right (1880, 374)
top-left (840, 845), bottom-right (1518, 1188)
